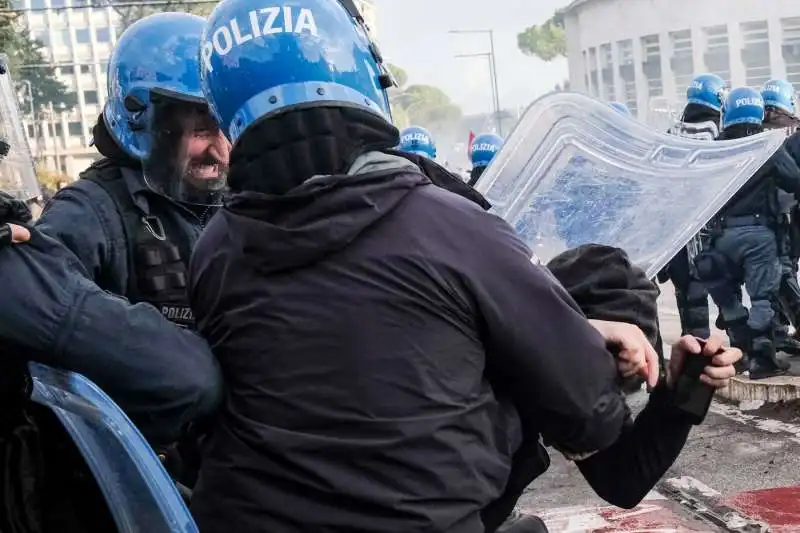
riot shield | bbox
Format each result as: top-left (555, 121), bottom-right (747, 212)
top-left (28, 362), bottom-right (198, 533)
top-left (474, 92), bottom-right (786, 278)
top-left (645, 96), bottom-right (680, 132)
top-left (0, 56), bottom-right (39, 201)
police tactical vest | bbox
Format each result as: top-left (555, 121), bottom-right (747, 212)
top-left (79, 159), bottom-right (196, 329)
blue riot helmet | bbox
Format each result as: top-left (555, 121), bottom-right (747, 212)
top-left (609, 102), bottom-right (631, 116)
top-left (761, 79), bottom-right (795, 115)
top-left (200, 0), bottom-right (395, 145)
top-left (722, 87), bottom-right (765, 130)
top-left (470, 133), bottom-right (504, 169)
top-left (398, 126), bottom-right (436, 159)
top-left (686, 73), bottom-right (726, 112)
top-left (105, 12), bottom-right (229, 206)
top-left (468, 133), bottom-right (504, 186)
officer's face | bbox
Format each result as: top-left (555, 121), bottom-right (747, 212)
top-left (177, 106), bottom-right (231, 184)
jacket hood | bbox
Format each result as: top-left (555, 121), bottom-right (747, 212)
top-left (224, 151), bottom-right (430, 274)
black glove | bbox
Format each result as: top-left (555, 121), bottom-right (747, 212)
top-left (0, 191), bottom-right (33, 248)
top-left (0, 191), bottom-right (33, 225)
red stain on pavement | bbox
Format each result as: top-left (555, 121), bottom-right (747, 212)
top-left (533, 501), bottom-right (712, 532)
top-left (594, 503), bottom-right (710, 532)
top-left (721, 486), bottom-right (800, 533)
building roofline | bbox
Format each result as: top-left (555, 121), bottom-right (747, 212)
top-left (556, 0), bottom-right (596, 16)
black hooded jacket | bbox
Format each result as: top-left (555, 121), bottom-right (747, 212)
top-left (188, 152), bottom-right (628, 532)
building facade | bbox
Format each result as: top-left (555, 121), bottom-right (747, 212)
top-left (561, 0), bottom-right (800, 117)
top-left (15, 0), bottom-right (378, 179)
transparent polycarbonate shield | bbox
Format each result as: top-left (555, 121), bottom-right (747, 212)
top-left (645, 96), bottom-right (681, 132)
top-left (474, 92), bottom-right (786, 278)
top-left (28, 362), bottom-right (198, 533)
top-left (667, 120), bottom-right (720, 141)
top-left (0, 56), bottom-right (39, 200)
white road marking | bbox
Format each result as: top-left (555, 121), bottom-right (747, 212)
top-left (710, 401), bottom-right (800, 445)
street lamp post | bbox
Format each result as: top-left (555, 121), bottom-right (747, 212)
top-left (449, 29), bottom-right (503, 136)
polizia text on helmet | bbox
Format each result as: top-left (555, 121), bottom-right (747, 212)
top-left (202, 6), bottom-right (318, 73)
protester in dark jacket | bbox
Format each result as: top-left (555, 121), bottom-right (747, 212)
top-left (189, 1), bottom-right (738, 531)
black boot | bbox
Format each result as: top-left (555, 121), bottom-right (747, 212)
top-left (776, 330), bottom-right (800, 355)
top-left (749, 329), bottom-right (790, 380)
top-left (722, 317), bottom-right (750, 374)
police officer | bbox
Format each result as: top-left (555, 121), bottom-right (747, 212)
top-left (35, 12), bottom-right (230, 330)
top-left (187, 0), bottom-right (739, 531)
top-left (700, 87), bottom-right (800, 379)
top-left (762, 79), bottom-right (800, 350)
top-left (658, 74), bottom-right (726, 341)
top-left (0, 28), bottom-right (222, 445)
top-left (468, 132), bottom-right (503, 186)
top-left (397, 125), bottom-right (437, 159)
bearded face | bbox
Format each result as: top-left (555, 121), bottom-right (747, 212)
top-left (144, 97), bottom-right (231, 205)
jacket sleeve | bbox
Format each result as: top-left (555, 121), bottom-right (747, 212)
top-left (0, 232), bottom-right (222, 445)
top-left (36, 181), bottom-right (121, 287)
top-left (576, 382), bottom-right (693, 509)
top-left (772, 143), bottom-right (800, 196)
top-left (464, 209), bottom-right (628, 456)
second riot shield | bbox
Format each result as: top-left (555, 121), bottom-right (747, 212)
top-left (474, 91), bottom-right (786, 279)
top-left (29, 362), bottom-right (198, 533)
top-left (0, 55), bottom-right (40, 201)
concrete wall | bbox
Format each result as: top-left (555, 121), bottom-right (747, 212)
top-left (563, 0), bottom-right (800, 117)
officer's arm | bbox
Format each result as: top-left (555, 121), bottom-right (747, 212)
top-left (36, 182), bottom-right (117, 283)
top-left (0, 234), bottom-right (222, 445)
top-left (467, 211), bottom-right (627, 456)
top-left (772, 143), bottom-right (800, 196)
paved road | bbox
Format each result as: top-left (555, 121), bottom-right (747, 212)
top-left (514, 283), bottom-right (800, 531)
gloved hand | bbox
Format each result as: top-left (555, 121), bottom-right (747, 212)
top-left (0, 191), bottom-right (33, 247)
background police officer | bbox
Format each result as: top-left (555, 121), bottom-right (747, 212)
top-left (761, 79), bottom-right (800, 352)
top-left (468, 132), bottom-right (504, 186)
top-left (658, 74), bottom-right (726, 341)
top-left (700, 87), bottom-right (800, 379)
top-left (397, 125), bottom-right (437, 159)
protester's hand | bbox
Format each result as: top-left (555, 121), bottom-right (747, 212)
top-left (667, 334), bottom-right (740, 389)
top-left (0, 223), bottom-right (29, 247)
top-left (588, 319), bottom-right (660, 388)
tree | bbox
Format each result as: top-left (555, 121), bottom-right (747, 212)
top-left (0, 0), bottom-right (75, 111)
top-left (110, 0), bottom-right (215, 33)
top-left (517, 14), bottom-right (566, 62)
top-left (386, 63), bottom-right (461, 134)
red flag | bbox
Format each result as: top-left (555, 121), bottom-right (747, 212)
top-left (467, 130), bottom-right (476, 157)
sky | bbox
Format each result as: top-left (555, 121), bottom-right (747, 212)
top-left (373, 0), bottom-right (571, 116)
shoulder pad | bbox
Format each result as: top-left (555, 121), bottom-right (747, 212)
top-left (80, 158), bottom-right (122, 181)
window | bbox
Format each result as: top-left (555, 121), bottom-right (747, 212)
top-left (27, 124), bottom-right (35, 138)
top-left (60, 65), bottom-right (74, 75)
top-left (96, 27), bottom-right (111, 43)
top-left (54, 29), bottom-right (70, 46)
top-left (83, 90), bottom-right (98, 104)
top-left (741, 20), bottom-right (771, 87)
top-left (617, 39), bottom-right (634, 65)
top-left (49, 0), bottom-right (66, 7)
top-left (782, 17), bottom-right (800, 85)
top-left (68, 121), bottom-right (82, 136)
top-left (54, 123), bottom-right (63, 137)
top-left (30, 0), bottom-right (45, 8)
top-left (80, 64), bottom-right (91, 74)
top-left (641, 34), bottom-right (660, 59)
top-left (75, 28), bottom-right (90, 44)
